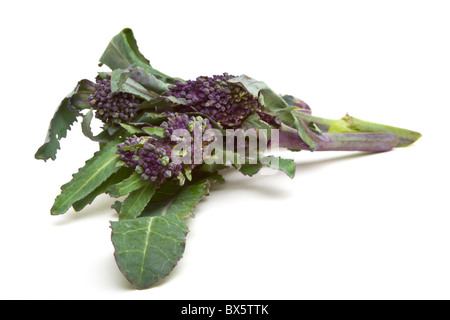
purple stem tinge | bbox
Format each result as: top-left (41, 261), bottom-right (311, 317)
top-left (277, 127), bottom-right (400, 152)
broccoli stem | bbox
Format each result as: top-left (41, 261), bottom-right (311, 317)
top-left (277, 125), bottom-right (400, 152)
top-left (297, 113), bottom-right (422, 148)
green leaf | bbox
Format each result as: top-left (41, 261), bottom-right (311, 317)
top-left (142, 126), bottom-right (165, 137)
top-left (232, 153), bottom-right (296, 178)
top-left (99, 28), bottom-right (151, 71)
top-left (82, 110), bottom-right (123, 143)
top-left (281, 94), bottom-right (311, 114)
top-left (228, 75), bottom-right (290, 113)
top-left (35, 79), bottom-right (96, 161)
top-left (241, 113), bottom-right (272, 131)
top-left (35, 98), bottom-right (79, 161)
top-left (141, 178), bottom-right (214, 218)
top-left (108, 173), bottom-right (148, 198)
top-left (261, 156), bottom-right (296, 178)
top-left (278, 109), bottom-right (326, 151)
top-left (112, 200), bottom-right (122, 214)
top-left (72, 167), bottom-right (133, 212)
top-left (110, 214), bottom-right (188, 289)
top-left (236, 163), bottom-right (263, 176)
top-left (111, 66), bottom-right (170, 96)
top-left (133, 111), bottom-right (170, 124)
top-left (69, 79), bottom-right (96, 111)
top-left (119, 183), bottom-right (156, 220)
top-left (110, 68), bottom-right (156, 101)
top-left (119, 123), bottom-right (145, 135)
top-left (137, 96), bottom-right (184, 113)
top-left (99, 28), bottom-right (177, 84)
top-left (51, 139), bottom-right (122, 215)
top-left (226, 75), bottom-right (323, 151)
top-left (35, 97), bottom-right (80, 162)
top-left (81, 110), bottom-right (96, 141)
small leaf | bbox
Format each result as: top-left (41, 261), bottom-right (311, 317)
top-left (142, 126), bottom-right (165, 137)
top-left (141, 178), bottom-right (214, 218)
top-left (278, 109), bottom-right (326, 151)
top-left (110, 68), bottom-right (156, 101)
top-left (81, 110), bottom-right (96, 141)
top-left (69, 79), bottom-right (96, 111)
top-left (237, 163), bottom-right (263, 177)
top-left (72, 167), bottom-right (132, 212)
top-left (119, 183), bottom-right (156, 220)
top-left (261, 156), bottom-right (296, 178)
top-left (51, 139), bottom-right (122, 215)
top-left (108, 172), bottom-right (148, 198)
top-left (112, 201), bottom-right (122, 214)
top-left (110, 214), bottom-right (188, 289)
top-left (241, 113), bottom-right (272, 131)
top-left (119, 123), bottom-right (145, 135)
top-left (111, 66), bottom-right (170, 95)
top-left (184, 167), bottom-right (192, 181)
top-left (132, 112), bottom-right (164, 123)
top-left (308, 121), bottom-right (323, 134)
top-left (177, 172), bottom-right (186, 186)
top-left (137, 96), bottom-right (183, 113)
top-left (282, 94), bottom-right (311, 114)
top-left (228, 75), bottom-right (290, 113)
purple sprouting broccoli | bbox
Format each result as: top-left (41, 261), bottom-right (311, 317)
top-left (117, 113), bottom-right (213, 185)
top-left (88, 74), bottom-right (139, 125)
top-left (118, 135), bottom-right (183, 183)
top-left (165, 73), bottom-right (264, 128)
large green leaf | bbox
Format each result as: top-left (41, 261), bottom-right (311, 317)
top-left (99, 28), bottom-right (150, 71)
top-left (35, 97), bottom-right (80, 161)
top-left (99, 28), bottom-right (177, 84)
top-left (110, 214), bottom-right (188, 289)
top-left (51, 139), bottom-right (122, 215)
top-left (119, 183), bottom-right (156, 220)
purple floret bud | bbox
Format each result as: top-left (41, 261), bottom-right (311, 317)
top-left (165, 73), bottom-right (263, 128)
top-left (88, 74), bottom-right (140, 125)
top-left (117, 113), bottom-right (214, 186)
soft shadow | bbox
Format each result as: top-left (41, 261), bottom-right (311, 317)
top-left (294, 151), bottom-right (377, 172)
top-left (210, 176), bottom-right (289, 198)
top-left (209, 171), bottom-right (289, 199)
top-left (100, 255), bottom-right (137, 291)
top-left (208, 152), bottom-right (379, 197)
top-left (51, 195), bottom-right (119, 226)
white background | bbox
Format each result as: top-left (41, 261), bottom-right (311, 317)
top-left (1, 0), bottom-right (449, 300)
